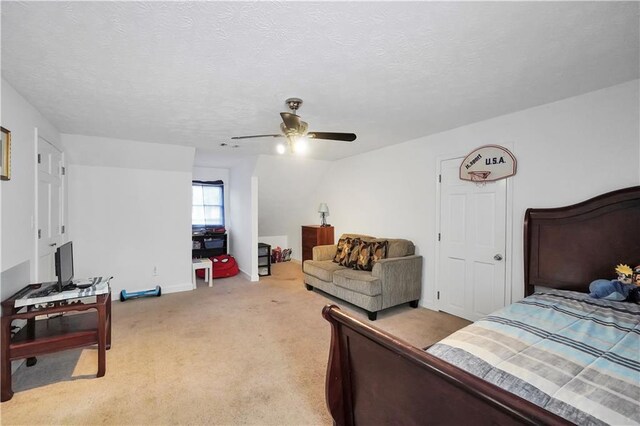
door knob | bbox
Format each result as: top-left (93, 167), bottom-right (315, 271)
top-left (494, 254), bottom-right (503, 261)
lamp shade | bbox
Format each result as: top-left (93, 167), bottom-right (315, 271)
top-left (318, 203), bottom-right (329, 214)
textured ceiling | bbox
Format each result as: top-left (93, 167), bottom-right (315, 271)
top-left (2, 1), bottom-right (639, 164)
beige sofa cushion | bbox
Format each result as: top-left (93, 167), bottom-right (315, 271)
top-left (339, 233), bottom-right (375, 240)
top-left (304, 260), bottom-right (346, 282)
top-left (333, 269), bottom-right (382, 296)
top-left (372, 238), bottom-right (414, 258)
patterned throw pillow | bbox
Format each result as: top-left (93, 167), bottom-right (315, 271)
top-left (333, 238), bottom-right (352, 264)
top-left (371, 240), bottom-right (389, 264)
top-left (346, 239), bottom-right (361, 268)
top-left (353, 241), bottom-right (373, 271)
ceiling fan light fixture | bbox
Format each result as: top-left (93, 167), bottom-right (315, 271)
top-left (293, 136), bottom-right (308, 155)
top-left (231, 98), bottom-right (356, 150)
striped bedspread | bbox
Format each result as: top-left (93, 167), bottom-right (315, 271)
top-left (427, 290), bottom-right (640, 425)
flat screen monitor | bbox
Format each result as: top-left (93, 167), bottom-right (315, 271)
top-left (55, 241), bottom-right (74, 292)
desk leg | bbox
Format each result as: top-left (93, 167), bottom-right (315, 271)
top-left (97, 304), bottom-right (106, 377)
top-left (1, 316), bottom-right (14, 402)
top-left (26, 318), bottom-right (37, 367)
top-left (208, 266), bottom-right (212, 287)
top-left (106, 293), bottom-right (112, 351)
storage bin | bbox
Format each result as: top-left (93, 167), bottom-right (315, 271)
top-left (204, 238), bottom-right (224, 249)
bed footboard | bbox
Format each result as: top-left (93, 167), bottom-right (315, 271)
top-left (322, 305), bottom-right (569, 426)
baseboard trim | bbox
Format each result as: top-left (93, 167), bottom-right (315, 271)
top-left (273, 259), bottom-right (301, 265)
top-left (238, 269), bottom-right (253, 282)
top-left (161, 283), bottom-right (194, 294)
top-left (422, 300), bottom-right (437, 310)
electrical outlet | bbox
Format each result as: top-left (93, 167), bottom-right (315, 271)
top-left (153, 266), bottom-right (158, 276)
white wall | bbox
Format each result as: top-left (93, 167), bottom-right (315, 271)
top-left (257, 236), bottom-right (288, 252)
top-left (317, 80), bottom-right (640, 309)
top-left (254, 155), bottom-right (331, 260)
top-left (63, 135), bottom-right (195, 295)
top-left (228, 157), bottom-right (259, 281)
top-left (1, 78), bottom-right (61, 302)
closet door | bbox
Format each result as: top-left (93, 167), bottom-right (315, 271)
top-left (37, 136), bottom-right (65, 282)
top-left (437, 157), bottom-right (507, 322)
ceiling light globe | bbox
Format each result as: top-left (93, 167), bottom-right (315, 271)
top-left (294, 137), bottom-right (308, 155)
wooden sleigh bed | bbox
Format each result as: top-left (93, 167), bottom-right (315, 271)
top-left (322, 186), bottom-right (640, 425)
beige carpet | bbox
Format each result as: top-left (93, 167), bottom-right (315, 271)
top-left (1, 262), bottom-right (469, 425)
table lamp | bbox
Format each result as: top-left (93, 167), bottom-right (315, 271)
top-left (318, 203), bottom-right (330, 227)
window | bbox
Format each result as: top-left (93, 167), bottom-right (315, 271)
top-left (192, 180), bottom-right (224, 230)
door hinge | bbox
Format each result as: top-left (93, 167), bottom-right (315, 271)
top-left (438, 233), bottom-right (441, 241)
top-left (437, 291), bottom-right (440, 300)
top-left (438, 174), bottom-right (441, 183)
top-left (37, 154), bottom-right (41, 164)
top-left (61, 225), bottom-right (65, 234)
top-left (61, 166), bottom-right (66, 176)
top-left (38, 229), bottom-right (41, 239)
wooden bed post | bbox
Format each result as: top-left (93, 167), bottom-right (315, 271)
top-left (322, 305), bottom-right (352, 426)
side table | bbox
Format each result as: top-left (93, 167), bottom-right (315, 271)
top-left (192, 258), bottom-right (213, 288)
top-left (301, 225), bottom-right (335, 263)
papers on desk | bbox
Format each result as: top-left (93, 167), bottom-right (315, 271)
top-left (15, 278), bottom-right (111, 308)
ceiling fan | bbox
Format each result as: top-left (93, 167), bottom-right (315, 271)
top-left (231, 98), bottom-right (356, 154)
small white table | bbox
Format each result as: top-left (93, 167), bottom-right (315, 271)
top-left (192, 258), bottom-right (213, 288)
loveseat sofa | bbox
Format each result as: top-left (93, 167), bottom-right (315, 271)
top-left (302, 233), bottom-right (423, 320)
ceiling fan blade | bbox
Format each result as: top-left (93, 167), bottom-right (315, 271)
top-left (231, 134), bottom-right (284, 140)
top-left (280, 112), bottom-right (301, 130)
top-left (307, 132), bottom-right (357, 142)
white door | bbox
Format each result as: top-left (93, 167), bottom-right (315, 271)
top-left (437, 157), bottom-right (507, 322)
top-left (37, 137), bottom-right (65, 282)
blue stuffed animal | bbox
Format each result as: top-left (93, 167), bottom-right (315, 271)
top-left (589, 264), bottom-right (637, 301)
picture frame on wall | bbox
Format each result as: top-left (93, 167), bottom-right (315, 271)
top-left (1, 127), bottom-right (10, 181)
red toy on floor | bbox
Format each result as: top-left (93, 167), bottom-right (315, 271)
top-left (195, 254), bottom-right (239, 279)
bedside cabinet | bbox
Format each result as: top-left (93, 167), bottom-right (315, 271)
top-left (301, 225), bottom-right (335, 263)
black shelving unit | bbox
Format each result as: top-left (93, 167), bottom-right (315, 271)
top-left (192, 233), bottom-right (227, 258)
top-left (258, 243), bottom-right (271, 277)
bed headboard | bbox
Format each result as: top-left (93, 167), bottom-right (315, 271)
top-left (524, 186), bottom-right (640, 296)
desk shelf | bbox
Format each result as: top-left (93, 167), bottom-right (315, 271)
top-left (10, 314), bottom-right (102, 360)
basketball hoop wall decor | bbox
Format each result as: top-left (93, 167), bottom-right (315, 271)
top-left (460, 145), bottom-right (516, 183)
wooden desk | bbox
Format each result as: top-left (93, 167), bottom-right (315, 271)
top-left (1, 286), bottom-right (112, 402)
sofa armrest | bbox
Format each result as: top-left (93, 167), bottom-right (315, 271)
top-left (313, 244), bottom-right (338, 261)
top-left (372, 255), bottom-right (423, 309)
